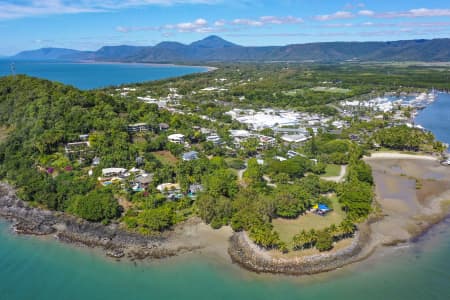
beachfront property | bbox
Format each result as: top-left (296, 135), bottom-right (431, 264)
top-left (168, 133), bottom-right (185, 144)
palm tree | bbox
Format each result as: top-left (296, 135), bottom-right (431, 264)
top-left (292, 230), bottom-right (308, 250)
top-left (339, 220), bottom-right (355, 238)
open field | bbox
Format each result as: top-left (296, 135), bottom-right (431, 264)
top-left (323, 164), bottom-right (342, 177)
top-left (152, 151), bottom-right (179, 165)
top-left (272, 196), bottom-right (345, 244)
top-left (311, 87), bottom-right (351, 93)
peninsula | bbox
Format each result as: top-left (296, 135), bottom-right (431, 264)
top-left (1, 62), bottom-right (450, 274)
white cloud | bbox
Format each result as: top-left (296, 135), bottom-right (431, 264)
top-left (315, 11), bottom-right (354, 21)
top-left (259, 16), bottom-right (303, 25)
top-left (354, 8), bottom-right (450, 19)
top-left (358, 10), bottom-right (375, 16)
top-left (232, 18), bottom-right (264, 27)
top-left (0, 0), bottom-right (222, 20)
top-left (214, 20), bottom-right (226, 27)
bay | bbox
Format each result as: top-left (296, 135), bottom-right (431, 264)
top-left (0, 60), bottom-right (207, 90)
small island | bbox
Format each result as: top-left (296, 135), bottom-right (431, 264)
top-left (1, 63), bottom-right (449, 274)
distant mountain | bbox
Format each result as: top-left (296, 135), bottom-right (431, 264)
top-left (12, 48), bottom-right (87, 60)
top-left (189, 35), bottom-right (239, 49)
top-left (11, 36), bottom-right (450, 63)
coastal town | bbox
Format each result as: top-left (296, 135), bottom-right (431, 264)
top-left (0, 62), bottom-right (449, 275)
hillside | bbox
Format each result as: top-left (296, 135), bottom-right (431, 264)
top-left (11, 36), bottom-right (450, 63)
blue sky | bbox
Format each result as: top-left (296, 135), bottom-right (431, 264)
top-left (0, 0), bottom-right (449, 55)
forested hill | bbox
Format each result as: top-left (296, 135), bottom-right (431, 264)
top-left (11, 36), bottom-right (450, 62)
top-left (0, 75), bottom-right (170, 212)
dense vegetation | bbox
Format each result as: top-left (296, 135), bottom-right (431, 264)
top-left (0, 61), bottom-right (447, 253)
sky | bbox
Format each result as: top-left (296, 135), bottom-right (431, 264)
top-left (0, 0), bottom-right (449, 55)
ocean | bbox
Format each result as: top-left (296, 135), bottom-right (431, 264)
top-left (0, 65), bottom-right (450, 299)
top-left (0, 60), bottom-right (207, 90)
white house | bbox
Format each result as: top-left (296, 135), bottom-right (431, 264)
top-left (168, 133), bottom-right (185, 144)
top-left (101, 168), bottom-right (127, 177)
top-left (206, 135), bottom-right (221, 144)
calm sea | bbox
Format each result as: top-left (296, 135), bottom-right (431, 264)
top-left (0, 65), bottom-right (449, 299)
top-left (0, 60), bottom-right (207, 90)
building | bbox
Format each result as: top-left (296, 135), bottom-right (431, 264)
top-left (188, 184), bottom-right (204, 195)
top-left (132, 174), bottom-right (154, 192)
top-left (206, 134), bottom-right (221, 145)
top-left (157, 183), bottom-right (181, 193)
top-left (65, 141), bottom-right (90, 154)
top-left (182, 151), bottom-right (199, 161)
top-left (127, 123), bottom-right (149, 133)
top-left (281, 134), bottom-right (309, 143)
top-left (101, 168), bottom-right (127, 178)
top-left (168, 133), bottom-right (185, 144)
top-left (159, 123), bottom-right (170, 131)
top-left (258, 135), bottom-right (276, 148)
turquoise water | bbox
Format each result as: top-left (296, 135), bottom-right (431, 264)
top-left (0, 218), bottom-right (449, 300)
top-left (0, 60), bottom-right (206, 90)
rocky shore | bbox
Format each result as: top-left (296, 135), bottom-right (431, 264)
top-left (2, 153), bottom-right (450, 276)
top-left (228, 154), bottom-right (450, 275)
top-left (0, 182), bottom-right (195, 260)
top-left (228, 223), bottom-right (373, 275)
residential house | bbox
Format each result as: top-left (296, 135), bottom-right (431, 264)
top-left (206, 134), bottom-right (221, 145)
top-left (182, 151), bottom-right (199, 161)
top-left (101, 168), bottom-right (127, 178)
top-left (127, 123), bottom-right (149, 133)
top-left (168, 133), bottom-right (185, 144)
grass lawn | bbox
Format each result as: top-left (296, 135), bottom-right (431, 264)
top-left (152, 151), bottom-right (178, 166)
top-left (272, 196), bottom-right (345, 245)
top-left (323, 164), bottom-right (342, 177)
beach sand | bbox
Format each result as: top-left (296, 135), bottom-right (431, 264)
top-left (365, 154), bottom-right (450, 246)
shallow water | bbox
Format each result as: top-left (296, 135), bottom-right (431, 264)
top-left (1, 217), bottom-right (450, 300)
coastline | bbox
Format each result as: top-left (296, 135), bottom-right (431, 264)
top-left (1, 153), bottom-right (450, 275)
top-left (75, 60), bottom-right (218, 72)
top-left (228, 153), bottom-right (450, 275)
top-left (0, 182), bottom-right (221, 261)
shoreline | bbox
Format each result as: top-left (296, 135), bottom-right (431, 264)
top-left (228, 153), bottom-right (450, 275)
top-left (75, 60), bottom-right (218, 72)
top-left (1, 154), bottom-right (450, 275)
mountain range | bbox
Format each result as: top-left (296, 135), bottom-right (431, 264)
top-left (10, 35), bottom-right (450, 63)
